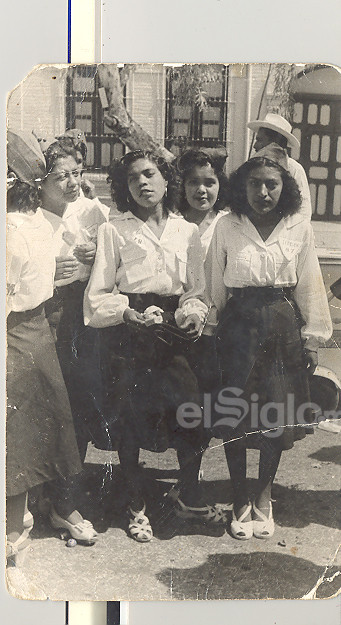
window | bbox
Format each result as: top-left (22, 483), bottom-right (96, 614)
top-left (292, 95), bottom-right (341, 221)
top-left (66, 65), bottom-right (124, 171)
top-left (165, 66), bottom-right (228, 154)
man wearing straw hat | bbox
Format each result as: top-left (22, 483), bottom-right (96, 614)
top-left (247, 113), bottom-right (312, 218)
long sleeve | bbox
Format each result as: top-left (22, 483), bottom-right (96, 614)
top-left (203, 218), bottom-right (229, 334)
top-left (6, 246), bottom-right (23, 316)
top-left (83, 223), bottom-right (129, 327)
top-left (293, 224), bottom-right (333, 349)
top-left (177, 226), bottom-right (208, 322)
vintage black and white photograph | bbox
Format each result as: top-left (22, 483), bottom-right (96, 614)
top-left (5, 62), bottom-right (341, 601)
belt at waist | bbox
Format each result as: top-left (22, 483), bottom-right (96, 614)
top-left (231, 286), bottom-right (294, 303)
top-left (7, 303), bottom-right (45, 330)
top-left (120, 292), bottom-right (180, 314)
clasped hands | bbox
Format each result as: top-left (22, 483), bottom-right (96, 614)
top-left (123, 308), bottom-right (202, 340)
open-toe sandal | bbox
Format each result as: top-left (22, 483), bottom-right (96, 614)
top-left (50, 508), bottom-right (97, 543)
top-left (174, 497), bottom-right (227, 524)
top-left (231, 503), bottom-right (253, 540)
top-left (128, 505), bottom-right (153, 542)
top-left (6, 528), bottom-right (31, 563)
top-left (252, 501), bottom-right (275, 539)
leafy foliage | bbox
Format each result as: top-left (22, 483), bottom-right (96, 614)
top-left (268, 63), bottom-right (298, 122)
top-left (171, 64), bottom-right (223, 111)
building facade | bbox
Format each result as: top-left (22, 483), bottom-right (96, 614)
top-left (7, 63), bottom-right (341, 271)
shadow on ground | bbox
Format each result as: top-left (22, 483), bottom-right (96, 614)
top-left (309, 445), bottom-right (341, 465)
top-left (156, 551), bottom-right (341, 600)
top-left (28, 461), bottom-right (341, 541)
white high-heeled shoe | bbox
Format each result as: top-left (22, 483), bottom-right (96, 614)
top-left (231, 503), bottom-right (253, 540)
top-left (252, 501), bottom-right (275, 539)
top-left (50, 508), bottom-right (97, 544)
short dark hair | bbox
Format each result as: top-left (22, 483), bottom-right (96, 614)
top-left (229, 157), bottom-right (302, 218)
top-left (176, 150), bottom-right (230, 215)
top-left (44, 140), bottom-right (79, 175)
top-left (7, 179), bottom-right (40, 213)
top-left (107, 150), bottom-right (178, 213)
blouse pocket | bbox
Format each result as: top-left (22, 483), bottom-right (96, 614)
top-left (230, 251), bottom-right (252, 284)
top-left (274, 258), bottom-right (297, 286)
top-left (120, 243), bottom-right (154, 285)
top-left (175, 249), bottom-right (188, 284)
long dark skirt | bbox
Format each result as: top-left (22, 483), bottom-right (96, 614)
top-left (6, 305), bottom-right (82, 497)
top-left (213, 287), bottom-right (312, 451)
top-left (45, 281), bottom-right (104, 454)
top-left (98, 293), bottom-right (208, 454)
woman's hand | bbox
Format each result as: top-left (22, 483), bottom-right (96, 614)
top-left (81, 177), bottom-right (97, 200)
top-left (177, 313), bottom-right (202, 339)
top-left (304, 348), bottom-right (318, 375)
top-left (55, 256), bottom-right (79, 281)
top-left (123, 307), bottom-right (146, 330)
top-left (73, 241), bottom-right (97, 266)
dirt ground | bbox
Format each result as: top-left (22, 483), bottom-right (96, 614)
top-left (16, 180), bottom-right (341, 601)
top-left (21, 424), bottom-right (341, 602)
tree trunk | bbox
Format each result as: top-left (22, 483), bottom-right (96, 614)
top-left (97, 64), bottom-right (174, 161)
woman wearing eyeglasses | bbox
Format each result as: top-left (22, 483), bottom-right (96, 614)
top-left (40, 139), bottom-right (108, 543)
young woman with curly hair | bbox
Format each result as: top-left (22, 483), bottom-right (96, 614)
top-left (205, 145), bottom-right (332, 541)
top-left (84, 150), bottom-right (226, 542)
top-left (176, 147), bottom-right (230, 257)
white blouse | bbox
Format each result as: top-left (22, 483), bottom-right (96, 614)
top-left (7, 208), bottom-right (55, 315)
top-left (84, 211), bottom-right (207, 328)
top-left (204, 211), bottom-right (333, 349)
top-left (198, 209), bottom-right (229, 258)
top-left (42, 196), bottom-right (108, 287)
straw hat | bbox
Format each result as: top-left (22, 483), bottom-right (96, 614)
top-left (310, 365), bottom-right (341, 415)
top-left (247, 113), bottom-right (300, 150)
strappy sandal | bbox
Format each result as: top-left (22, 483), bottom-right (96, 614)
top-left (174, 497), bottom-right (227, 524)
top-left (6, 528), bottom-right (31, 562)
top-left (231, 503), bottom-right (253, 540)
top-left (128, 505), bottom-right (153, 542)
top-left (50, 508), bottom-right (97, 544)
top-left (252, 501), bottom-right (275, 539)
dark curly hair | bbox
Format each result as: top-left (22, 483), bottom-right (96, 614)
top-left (56, 136), bottom-right (85, 166)
top-left (107, 150), bottom-right (178, 213)
top-left (229, 157), bottom-right (302, 218)
top-left (176, 150), bottom-right (230, 215)
top-left (44, 140), bottom-right (80, 175)
top-left (7, 179), bottom-right (40, 213)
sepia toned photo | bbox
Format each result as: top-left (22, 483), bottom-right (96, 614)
top-left (5, 63), bottom-right (341, 601)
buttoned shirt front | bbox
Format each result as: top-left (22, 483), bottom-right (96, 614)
top-left (7, 208), bottom-right (55, 315)
top-left (84, 211), bottom-right (207, 327)
top-left (204, 211), bottom-right (333, 348)
top-left (42, 196), bottom-right (108, 287)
